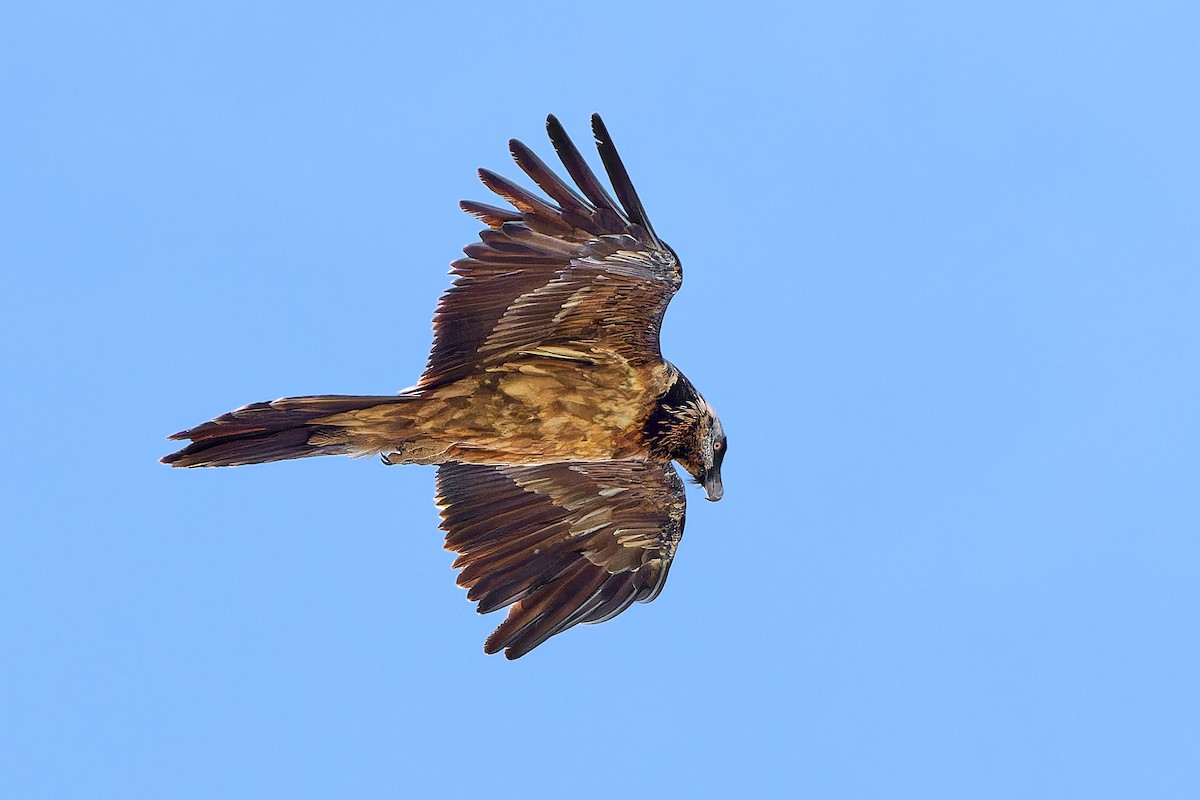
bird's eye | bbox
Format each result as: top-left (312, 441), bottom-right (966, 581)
top-left (713, 440), bottom-right (723, 451)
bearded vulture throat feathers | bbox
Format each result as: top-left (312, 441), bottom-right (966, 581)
top-left (163, 114), bottom-right (726, 659)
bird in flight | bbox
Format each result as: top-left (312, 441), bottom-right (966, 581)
top-left (163, 114), bottom-right (727, 658)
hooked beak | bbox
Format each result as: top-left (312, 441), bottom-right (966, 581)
top-left (703, 471), bottom-right (723, 502)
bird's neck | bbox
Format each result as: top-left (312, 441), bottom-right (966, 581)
top-left (642, 369), bottom-right (703, 461)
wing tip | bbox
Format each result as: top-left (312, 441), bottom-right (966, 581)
top-left (590, 112), bottom-right (608, 142)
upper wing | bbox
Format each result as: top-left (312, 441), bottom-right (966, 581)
top-left (436, 459), bottom-right (687, 659)
top-left (420, 114), bottom-right (682, 388)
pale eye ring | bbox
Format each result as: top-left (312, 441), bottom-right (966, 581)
top-left (713, 440), bottom-right (723, 452)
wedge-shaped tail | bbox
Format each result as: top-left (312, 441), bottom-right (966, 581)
top-left (162, 395), bottom-right (412, 468)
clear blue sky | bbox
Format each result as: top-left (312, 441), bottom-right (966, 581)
top-left (3, 2), bottom-right (1198, 797)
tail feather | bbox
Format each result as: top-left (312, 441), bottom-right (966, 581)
top-left (162, 395), bottom-right (405, 468)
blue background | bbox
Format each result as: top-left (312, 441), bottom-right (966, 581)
top-left (3, 2), bottom-right (1198, 797)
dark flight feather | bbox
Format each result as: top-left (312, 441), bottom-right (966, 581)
top-left (545, 114), bottom-right (625, 220)
top-left (591, 113), bottom-right (660, 247)
top-left (458, 200), bottom-right (521, 229)
top-left (476, 168), bottom-right (571, 231)
top-left (508, 138), bottom-right (594, 220)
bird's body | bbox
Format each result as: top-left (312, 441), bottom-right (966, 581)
top-left (164, 115), bottom-right (726, 658)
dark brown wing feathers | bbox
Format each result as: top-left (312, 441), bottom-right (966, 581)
top-left (545, 113), bottom-right (625, 220)
top-left (437, 461), bottom-right (686, 659)
top-left (484, 561), bottom-right (610, 659)
top-left (477, 168), bottom-right (568, 226)
top-left (591, 113), bottom-right (659, 246)
top-left (458, 200), bottom-right (521, 229)
top-left (507, 138), bottom-right (595, 222)
top-left (419, 114), bottom-right (681, 388)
